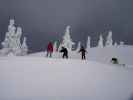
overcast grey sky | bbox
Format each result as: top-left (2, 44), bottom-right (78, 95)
top-left (0, 0), bottom-right (133, 52)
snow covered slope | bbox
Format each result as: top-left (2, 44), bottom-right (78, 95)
top-left (29, 45), bottom-right (133, 65)
top-left (0, 57), bottom-right (133, 100)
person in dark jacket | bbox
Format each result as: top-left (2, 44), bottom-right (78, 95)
top-left (79, 46), bottom-right (87, 60)
top-left (60, 47), bottom-right (68, 59)
top-left (47, 42), bottom-right (53, 57)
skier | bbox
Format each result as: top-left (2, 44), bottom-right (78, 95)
top-left (46, 42), bottom-right (53, 57)
top-left (79, 46), bottom-right (87, 60)
top-left (60, 47), bottom-right (68, 59)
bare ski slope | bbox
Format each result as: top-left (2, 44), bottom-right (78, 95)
top-left (0, 57), bottom-right (133, 100)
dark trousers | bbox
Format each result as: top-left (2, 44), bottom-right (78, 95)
top-left (63, 54), bottom-right (68, 59)
top-left (82, 54), bottom-right (86, 60)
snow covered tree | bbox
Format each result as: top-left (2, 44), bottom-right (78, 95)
top-left (98, 34), bottom-right (104, 48)
top-left (12, 27), bottom-right (23, 55)
top-left (86, 36), bottom-right (91, 51)
top-left (2, 19), bottom-right (16, 48)
top-left (0, 19), bottom-right (28, 56)
top-left (105, 30), bottom-right (113, 47)
top-left (114, 42), bottom-right (118, 47)
top-left (21, 37), bottom-right (28, 55)
top-left (1, 19), bottom-right (17, 55)
top-left (60, 26), bottom-right (75, 51)
top-left (76, 41), bottom-right (81, 52)
top-left (53, 41), bottom-right (58, 52)
top-left (15, 27), bottom-right (22, 48)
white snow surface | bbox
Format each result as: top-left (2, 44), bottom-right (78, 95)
top-left (0, 57), bottom-right (133, 100)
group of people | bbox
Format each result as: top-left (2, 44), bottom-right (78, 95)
top-left (46, 42), bottom-right (87, 60)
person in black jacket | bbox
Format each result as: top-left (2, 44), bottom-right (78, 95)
top-left (60, 47), bottom-right (68, 59)
top-left (79, 46), bottom-right (87, 60)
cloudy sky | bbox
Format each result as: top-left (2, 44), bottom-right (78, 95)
top-left (0, 0), bottom-right (133, 52)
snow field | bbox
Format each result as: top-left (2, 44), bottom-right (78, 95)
top-left (0, 57), bottom-right (133, 100)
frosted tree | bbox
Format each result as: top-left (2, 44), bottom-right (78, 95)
top-left (2, 19), bottom-right (16, 48)
top-left (12, 27), bottom-right (23, 55)
top-left (105, 30), bottom-right (113, 47)
top-left (86, 36), bottom-right (91, 51)
top-left (1, 19), bottom-right (16, 55)
top-left (76, 41), bottom-right (81, 52)
top-left (15, 27), bottom-right (22, 48)
top-left (60, 26), bottom-right (75, 51)
top-left (53, 41), bottom-right (58, 52)
top-left (114, 42), bottom-right (118, 47)
top-left (21, 37), bottom-right (28, 55)
top-left (98, 34), bottom-right (104, 48)
top-left (0, 19), bottom-right (28, 56)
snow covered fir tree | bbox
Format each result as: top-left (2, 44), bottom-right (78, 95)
top-left (98, 34), bottom-right (104, 48)
top-left (59, 26), bottom-right (75, 51)
top-left (86, 36), bottom-right (91, 51)
top-left (0, 19), bottom-right (28, 56)
top-left (105, 30), bottom-right (113, 47)
top-left (21, 37), bottom-right (28, 55)
top-left (76, 41), bottom-right (81, 52)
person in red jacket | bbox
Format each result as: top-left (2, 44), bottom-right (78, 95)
top-left (47, 42), bottom-right (53, 57)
